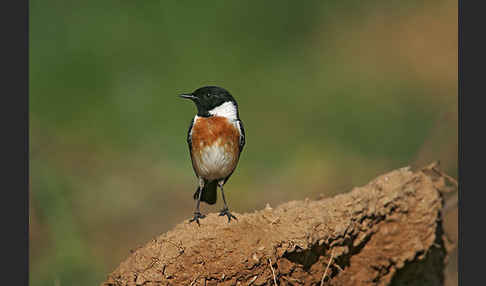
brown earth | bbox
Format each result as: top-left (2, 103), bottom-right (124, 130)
top-left (101, 162), bottom-right (457, 286)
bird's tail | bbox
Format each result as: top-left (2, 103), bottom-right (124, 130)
top-left (193, 180), bottom-right (218, 205)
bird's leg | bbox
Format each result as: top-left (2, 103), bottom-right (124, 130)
top-left (189, 178), bottom-right (206, 225)
top-left (218, 181), bottom-right (237, 222)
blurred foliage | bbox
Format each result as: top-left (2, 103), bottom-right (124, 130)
top-left (30, 0), bottom-right (457, 285)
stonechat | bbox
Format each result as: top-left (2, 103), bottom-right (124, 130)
top-left (180, 86), bottom-right (246, 225)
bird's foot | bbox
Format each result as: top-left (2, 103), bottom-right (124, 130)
top-left (219, 207), bottom-right (237, 223)
top-left (189, 212), bottom-right (206, 226)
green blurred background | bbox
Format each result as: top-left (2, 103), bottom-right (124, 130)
top-left (29, 0), bottom-right (457, 285)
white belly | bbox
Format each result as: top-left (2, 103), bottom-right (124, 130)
top-left (195, 144), bottom-right (236, 181)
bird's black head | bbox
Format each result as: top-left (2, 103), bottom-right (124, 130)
top-left (179, 86), bottom-right (238, 117)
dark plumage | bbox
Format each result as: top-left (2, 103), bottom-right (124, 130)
top-left (180, 86), bottom-right (246, 225)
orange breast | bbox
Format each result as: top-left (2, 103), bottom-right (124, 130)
top-left (191, 116), bottom-right (239, 152)
top-left (190, 116), bottom-right (241, 180)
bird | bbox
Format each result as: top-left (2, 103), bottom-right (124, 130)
top-left (179, 86), bottom-right (246, 225)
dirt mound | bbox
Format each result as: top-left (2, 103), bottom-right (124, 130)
top-left (101, 162), bottom-right (457, 286)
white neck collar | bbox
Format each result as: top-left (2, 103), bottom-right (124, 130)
top-left (208, 101), bottom-right (238, 120)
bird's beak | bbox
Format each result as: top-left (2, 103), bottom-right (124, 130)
top-left (179, 93), bottom-right (196, 100)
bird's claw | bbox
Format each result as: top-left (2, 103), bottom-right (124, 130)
top-left (219, 207), bottom-right (237, 222)
top-left (189, 212), bottom-right (206, 226)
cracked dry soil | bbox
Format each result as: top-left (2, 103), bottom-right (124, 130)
top-left (102, 162), bottom-right (457, 286)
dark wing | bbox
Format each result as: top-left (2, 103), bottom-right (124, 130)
top-left (237, 119), bottom-right (246, 153)
top-left (187, 118), bottom-right (194, 150)
top-left (186, 118), bottom-right (197, 175)
top-left (222, 119), bottom-right (246, 185)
